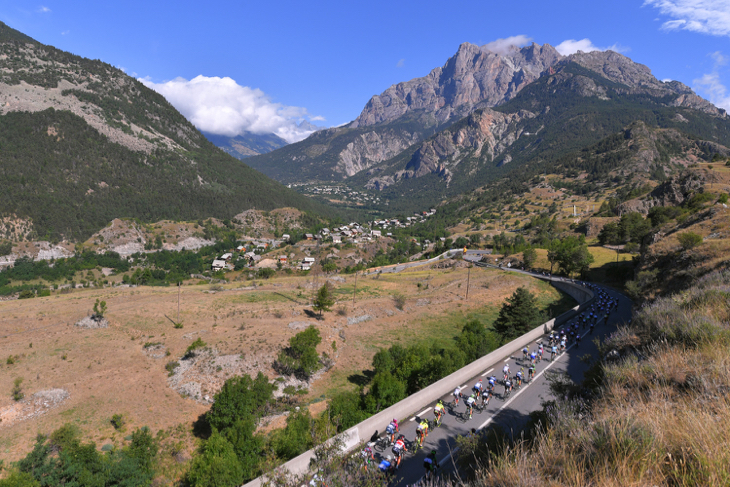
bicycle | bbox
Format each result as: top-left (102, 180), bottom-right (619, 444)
top-left (372, 436), bottom-right (389, 452)
top-left (434, 410), bottom-right (443, 427)
top-left (414, 431), bottom-right (425, 450)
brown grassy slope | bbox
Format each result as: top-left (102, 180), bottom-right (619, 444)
top-left (0, 264), bottom-right (568, 462)
top-left (470, 200), bottom-right (730, 487)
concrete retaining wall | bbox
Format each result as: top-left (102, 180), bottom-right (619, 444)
top-left (244, 276), bottom-right (593, 486)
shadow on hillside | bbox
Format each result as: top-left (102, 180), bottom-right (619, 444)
top-left (192, 413), bottom-right (211, 439)
top-left (348, 370), bottom-right (374, 386)
top-left (272, 291), bottom-right (306, 305)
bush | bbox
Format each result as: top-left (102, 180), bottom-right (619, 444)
top-left (11, 377), bottom-right (23, 401)
top-left (185, 338), bottom-right (206, 358)
top-left (207, 373), bottom-right (275, 432)
top-left (392, 293), bottom-right (406, 310)
top-left (677, 231), bottom-right (703, 250)
top-left (275, 326), bottom-right (322, 379)
top-left (93, 298), bottom-right (107, 318)
top-left (256, 267), bottom-right (275, 279)
top-left (111, 413), bottom-right (125, 430)
top-left (18, 290), bottom-right (34, 299)
top-left (165, 361), bottom-right (179, 376)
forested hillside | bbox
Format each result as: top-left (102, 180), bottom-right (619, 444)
top-left (0, 22), bottom-right (331, 241)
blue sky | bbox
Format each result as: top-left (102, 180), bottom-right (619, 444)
top-left (2, 0), bottom-right (729, 141)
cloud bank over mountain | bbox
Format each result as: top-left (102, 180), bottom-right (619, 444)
top-left (140, 75), bottom-right (322, 143)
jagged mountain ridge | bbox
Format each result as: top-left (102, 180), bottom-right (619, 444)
top-left (0, 22), bottom-right (330, 241)
top-left (351, 42), bottom-right (562, 128)
top-left (243, 42), bottom-right (564, 182)
top-left (346, 54), bottom-right (729, 212)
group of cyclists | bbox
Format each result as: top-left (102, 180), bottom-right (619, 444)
top-left (358, 282), bottom-right (620, 483)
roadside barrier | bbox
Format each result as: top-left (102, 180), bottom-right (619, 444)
top-left (243, 272), bottom-right (593, 486)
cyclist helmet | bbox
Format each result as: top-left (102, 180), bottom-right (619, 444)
top-left (430, 450), bottom-right (437, 457)
top-left (387, 455), bottom-right (392, 461)
top-left (399, 434), bottom-right (405, 440)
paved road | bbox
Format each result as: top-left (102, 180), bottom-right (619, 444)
top-left (364, 249), bottom-right (493, 275)
top-left (365, 276), bottom-right (630, 486)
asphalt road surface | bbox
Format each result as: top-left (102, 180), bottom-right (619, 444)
top-left (368, 276), bottom-right (631, 486)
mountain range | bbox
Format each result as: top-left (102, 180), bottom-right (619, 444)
top-left (0, 22), bottom-right (331, 241)
top-left (244, 42), bottom-right (728, 213)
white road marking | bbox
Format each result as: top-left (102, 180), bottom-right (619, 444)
top-left (481, 368), bottom-right (493, 376)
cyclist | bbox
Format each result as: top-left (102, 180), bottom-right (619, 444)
top-left (423, 450), bottom-right (439, 480)
top-left (528, 364), bottom-right (536, 382)
top-left (515, 368), bottom-right (523, 388)
top-left (392, 435), bottom-right (407, 468)
top-left (576, 334), bottom-right (581, 348)
top-left (482, 384), bottom-right (492, 406)
top-left (590, 321), bottom-right (595, 334)
top-left (487, 375), bottom-right (497, 391)
top-left (386, 418), bottom-right (399, 445)
top-left (472, 379), bottom-right (484, 399)
top-left (379, 455), bottom-right (394, 476)
top-left (465, 393), bottom-right (476, 419)
top-left (551, 344), bottom-right (558, 360)
top-left (433, 399), bottom-right (445, 426)
top-left (502, 363), bottom-right (510, 381)
top-left (360, 446), bottom-right (375, 470)
top-left (416, 420), bottom-right (429, 448)
top-left (504, 378), bottom-right (512, 398)
top-left (522, 346), bottom-right (529, 361)
top-left (538, 343), bottom-right (544, 362)
top-left (530, 350), bottom-right (537, 365)
top-left (453, 386), bottom-right (462, 406)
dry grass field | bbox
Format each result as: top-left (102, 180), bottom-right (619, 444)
top-left (0, 261), bottom-right (572, 461)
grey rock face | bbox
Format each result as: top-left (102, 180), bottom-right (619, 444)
top-left (336, 130), bottom-right (421, 176)
top-left (568, 50), bottom-right (724, 116)
top-left (351, 42), bottom-right (562, 129)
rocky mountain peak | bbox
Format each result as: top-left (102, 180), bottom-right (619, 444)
top-left (564, 50), bottom-right (724, 116)
top-left (350, 42), bottom-right (563, 129)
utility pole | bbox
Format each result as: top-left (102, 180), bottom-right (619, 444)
top-left (465, 264), bottom-right (471, 301)
top-left (352, 271), bottom-right (358, 308)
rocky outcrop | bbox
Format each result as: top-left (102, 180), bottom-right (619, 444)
top-left (366, 108), bottom-right (534, 188)
top-left (352, 42), bottom-right (562, 128)
top-left (336, 129), bottom-right (421, 176)
top-left (617, 173), bottom-right (707, 216)
top-left (568, 51), bottom-right (725, 117)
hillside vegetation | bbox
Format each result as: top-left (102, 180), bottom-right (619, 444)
top-left (0, 22), bottom-right (331, 241)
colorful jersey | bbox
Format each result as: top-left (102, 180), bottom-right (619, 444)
top-left (379, 460), bottom-right (392, 472)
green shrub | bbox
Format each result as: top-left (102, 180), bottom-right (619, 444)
top-left (11, 377), bottom-right (23, 401)
top-left (186, 430), bottom-right (243, 487)
top-left (111, 413), bottom-right (125, 430)
top-left (677, 231), bottom-right (703, 251)
top-left (18, 290), bottom-right (34, 299)
top-left (165, 361), bottom-right (179, 376)
top-left (185, 338), bottom-right (206, 358)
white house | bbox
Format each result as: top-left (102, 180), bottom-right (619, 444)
top-left (220, 253), bottom-right (233, 261)
top-left (371, 230), bottom-right (382, 238)
top-left (282, 234), bottom-right (290, 240)
top-left (303, 257), bottom-right (315, 264)
top-left (332, 235), bottom-right (342, 244)
top-left (211, 259), bottom-right (227, 270)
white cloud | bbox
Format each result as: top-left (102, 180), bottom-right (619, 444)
top-left (37, 5), bottom-right (51, 13)
top-left (310, 115), bottom-right (326, 122)
top-left (644, 0), bottom-right (730, 37)
top-left (139, 75), bottom-right (322, 143)
top-left (396, 58), bottom-right (405, 68)
top-left (61, 30), bottom-right (69, 35)
top-left (555, 38), bottom-right (628, 56)
top-left (482, 35), bottom-right (533, 56)
top-left (693, 51), bottom-right (730, 110)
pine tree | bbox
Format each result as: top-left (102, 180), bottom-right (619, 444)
top-left (312, 284), bottom-right (335, 317)
top-left (492, 287), bottom-right (542, 343)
